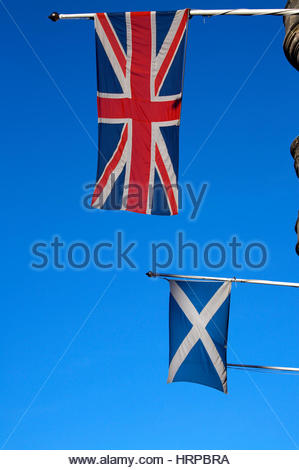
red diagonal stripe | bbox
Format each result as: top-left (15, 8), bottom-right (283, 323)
top-left (155, 10), bottom-right (188, 95)
top-left (92, 124), bottom-right (128, 206)
top-left (96, 13), bottom-right (127, 78)
top-left (155, 143), bottom-right (178, 215)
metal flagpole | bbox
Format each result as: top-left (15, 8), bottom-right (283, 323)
top-left (190, 9), bottom-right (299, 16)
top-left (227, 363), bottom-right (299, 372)
top-left (48, 9), bottom-right (299, 22)
top-left (146, 271), bottom-right (299, 288)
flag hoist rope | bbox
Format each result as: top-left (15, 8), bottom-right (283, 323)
top-left (48, 9), bottom-right (299, 21)
top-left (146, 271), bottom-right (299, 374)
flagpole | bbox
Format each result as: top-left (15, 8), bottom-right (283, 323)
top-left (227, 363), bottom-right (299, 373)
top-left (190, 9), bottom-right (299, 16)
top-left (48, 9), bottom-right (299, 22)
top-left (146, 271), bottom-right (299, 288)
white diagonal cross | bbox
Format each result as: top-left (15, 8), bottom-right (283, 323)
top-left (168, 281), bottom-right (231, 393)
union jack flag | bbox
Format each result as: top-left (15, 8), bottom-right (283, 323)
top-left (92, 10), bottom-right (189, 215)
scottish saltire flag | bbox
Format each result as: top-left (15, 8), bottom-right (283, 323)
top-left (91, 10), bottom-right (189, 215)
top-left (168, 280), bottom-right (232, 393)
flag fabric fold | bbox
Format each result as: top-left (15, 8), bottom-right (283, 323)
top-left (168, 280), bottom-right (232, 393)
top-left (92, 9), bottom-right (189, 215)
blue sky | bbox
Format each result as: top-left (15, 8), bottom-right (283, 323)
top-left (1, 0), bottom-right (298, 450)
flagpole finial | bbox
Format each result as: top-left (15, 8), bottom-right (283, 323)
top-left (146, 271), bottom-right (155, 277)
top-left (48, 12), bottom-right (60, 22)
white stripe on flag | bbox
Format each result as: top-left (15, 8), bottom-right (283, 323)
top-left (95, 15), bottom-right (127, 94)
